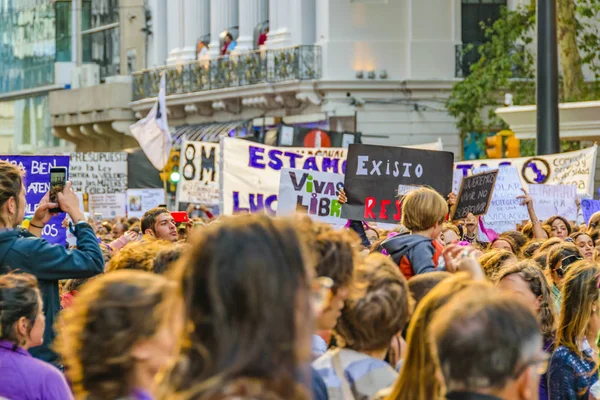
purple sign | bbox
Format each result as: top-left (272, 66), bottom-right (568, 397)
top-left (0, 155), bottom-right (70, 245)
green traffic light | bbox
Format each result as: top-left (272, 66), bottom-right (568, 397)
top-left (170, 171), bottom-right (181, 183)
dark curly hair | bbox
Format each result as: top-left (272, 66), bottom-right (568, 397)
top-left (56, 270), bottom-right (174, 400)
top-left (0, 273), bottom-right (40, 346)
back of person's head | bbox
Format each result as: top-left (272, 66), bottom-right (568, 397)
top-left (546, 242), bottom-right (580, 272)
top-left (401, 187), bottom-right (447, 232)
top-left (521, 222), bottom-right (534, 239)
top-left (500, 231), bottom-right (527, 253)
top-left (556, 260), bottom-right (600, 357)
top-left (520, 239), bottom-right (544, 259)
top-left (141, 207), bottom-right (170, 235)
top-left (496, 261), bottom-right (556, 342)
top-left (162, 215), bottom-right (311, 399)
top-left (0, 161), bottom-right (24, 228)
top-left (387, 273), bottom-right (493, 400)
top-left (478, 250), bottom-right (516, 281)
top-left (407, 271), bottom-right (452, 307)
top-left (107, 240), bottom-right (172, 273)
top-left (430, 290), bottom-right (542, 395)
top-left (0, 273), bottom-right (41, 346)
top-left (56, 270), bottom-right (174, 400)
top-left (334, 253), bottom-right (410, 353)
top-left (127, 217), bottom-right (140, 226)
top-left (490, 235), bottom-right (518, 254)
top-left (312, 227), bottom-right (358, 291)
top-left (153, 244), bottom-right (187, 274)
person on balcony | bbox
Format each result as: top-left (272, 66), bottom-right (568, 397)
top-left (258, 27), bottom-right (269, 47)
top-left (221, 32), bottom-right (237, 56)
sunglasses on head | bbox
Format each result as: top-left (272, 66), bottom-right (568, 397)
top-left (554, 255), bottom-right (583, 278)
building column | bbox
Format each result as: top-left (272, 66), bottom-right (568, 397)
top-left (208, 0), bottom-right (238, 58)
top-left (289, 0), bottom-right (315, 46)
top-left (235, 0), bottom-right (267, 53)
top-left (266, 0), bottom-right (292, 48)
top-left (146, 0), bottom-right (167, 67)
top-left (181, 0), bottom-right (203, 61)
top-left (166, 0), bottom-right (184, 64)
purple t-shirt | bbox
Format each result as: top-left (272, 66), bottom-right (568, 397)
top-left (0, 340), bottom-right (73, 400)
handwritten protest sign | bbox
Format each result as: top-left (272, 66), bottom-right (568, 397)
top-left (89, 193), bottom-right (127, 219)
top-left (69, 152), bottom-right (128, 194)
top-left (455, 145), bottom-right (597, 197)
top-left (341, 143), bottom-right (453, 223)
top-left (474, 166), bottom-right (528, 233)
top-left (219, 138), bottom-right (444, 216)
top-left (277, 168), bottom-right (344, 224)
top-left (127, 188), bottom-right (165, 218)
top-left (176, 141), bottom-right (219, 206)
top-left (582, 199), bottom-right (600, 224)
top-left (529, 184), bottom-right (578, 221)
top-left (452, 170), bottom-right (498, 220)
top-left (0, 155), bottom-right (70, 245)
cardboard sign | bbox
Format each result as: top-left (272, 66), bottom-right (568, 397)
top-left (127, 188), bottom-right (165, 219)
top-left (529, 184), bottom-right (578, 221)
top-left (0, 155), bottom-right (70, 245)
top-left (452, 169), bottom-right (498, 220)
top-left (69, 152), bottom-right (128, 194)
top-left (340, 143), bottom-right (454, 223)
top-left (176, 141), bottom-right (219, 206)
top-left (276, 168), bottom-right (344, 224)
top-left (479, 166), bottom-right (529, 232)
top-left (582, 199), bottom-right (600, 224)
top-left (455, 145), bottom-right (598, 197)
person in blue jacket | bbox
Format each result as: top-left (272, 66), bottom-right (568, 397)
top-left (0, 161), bottom-right (104, 366)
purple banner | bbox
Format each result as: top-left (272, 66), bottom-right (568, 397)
top-left (0, 155), bottom-right (70, 246)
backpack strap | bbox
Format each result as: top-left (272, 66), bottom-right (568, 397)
top-left (331, 348), bottom-right (355, 400)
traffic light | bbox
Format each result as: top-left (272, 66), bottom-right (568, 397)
top-left (505, 136), bottom-right (521, 158)
top-left (160, 150), bottom-right (181, 193)
top-left (485, 134), bottom-right (503, 159)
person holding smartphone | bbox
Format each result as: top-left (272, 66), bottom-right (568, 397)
top-left (0, 161), bottom-right (104, 367)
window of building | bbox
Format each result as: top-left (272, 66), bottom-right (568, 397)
top-left (82, 0), bottom-right (120, 80)
top-left (55, 0), bottom-right (72, 62)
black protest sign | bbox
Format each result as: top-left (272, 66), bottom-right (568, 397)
top-left (451, 169), bottom-right (498, 220)
top-left (341, 144), bottom-right (454, 223)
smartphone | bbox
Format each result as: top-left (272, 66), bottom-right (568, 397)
top-left (49, 167), bottom-right (67, 213)
top-left (171, 211), bottom-right (189, 224)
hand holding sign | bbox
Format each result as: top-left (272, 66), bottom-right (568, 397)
top-left (451, 170), bottom-right (498, 220)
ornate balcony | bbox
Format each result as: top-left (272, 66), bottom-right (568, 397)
top-left (132, 45), bottom-right (321, 101)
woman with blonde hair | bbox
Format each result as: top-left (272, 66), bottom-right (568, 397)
top-left (478, 249), bottom-right (517, 281)
top-left (56, 270), bottom-right (176, 400)
top-left (548, 261), bottom-right (600, 398)
top-left (496, 261), bottom-right (556, 400)
top-left (383, 273), bottom-right (493, 400)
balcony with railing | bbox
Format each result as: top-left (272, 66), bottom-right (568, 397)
top-left (455, 43), bottom-right (526, 78)
top-left (132, 45), bottom-right (322, 101)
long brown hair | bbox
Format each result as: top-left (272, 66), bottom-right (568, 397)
top-left (496, 261), bottom-right (556, 342)
top-left (555, 261), bottom-right (600, 358)
top-left (159, 215), bottom-right (311, 400)
top-left (385, 274), bottom-right (492, 400)
top-left (56, 270), bottom-right (173, 400)
top-left (0, 161), bottom-right (23, 228)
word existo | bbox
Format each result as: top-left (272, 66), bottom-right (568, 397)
top-left (356, 156), bottom-right (423, 177)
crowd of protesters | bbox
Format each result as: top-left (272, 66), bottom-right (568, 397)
top-left (3, 157), bottom-right (600, 400)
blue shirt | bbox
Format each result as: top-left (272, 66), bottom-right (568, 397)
top-left (548, 344), bottom-right (597, 399)
top-left (0, 340), bottom-right (73, 400)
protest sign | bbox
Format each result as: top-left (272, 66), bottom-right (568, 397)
top-left (582, 199), bottom-right (600, 224)
top-left (452, 170), bottom-right (498, 220)
top-left (529, 184), bottom-right (578, 221)
top-left (471, 166), bottom-right (528, 233)
top-left (340, 144), bottom-right (454, 223)
top-left (89, 193), bottom-right (127, 219)
top-left (0, 155), bottom-right (70, 245)
top-left (455, 145), bottom-right (598, 197)
top-left (69, 152), bottom-right (128, 194)
top-left (176, 141), bottom-right (219, 206)
top-left (277, 168), bottom-right (344, 224)
top-left (220, 138), bottom-right (444, 216)
top-left (127, 188), bottom-right (165, 218)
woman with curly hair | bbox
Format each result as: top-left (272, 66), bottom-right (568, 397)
top-left (496, 261), bottom-right (557, 400)
top-left (478, 249), bottom-right (517, 281)
top-left (55, 270), bottom-right (176, 400)
top-left (0, 273), bottom-right (72, 400)
top-left (159, 215), bottom-right (317, 400)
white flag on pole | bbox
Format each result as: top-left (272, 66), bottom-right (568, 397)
top-left (129, 73), bottom-right (172, 171)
